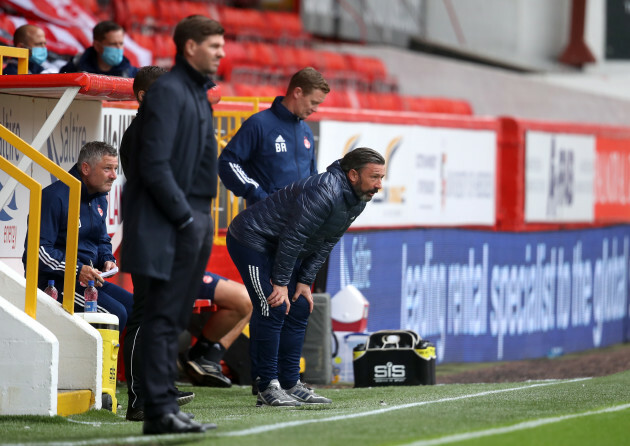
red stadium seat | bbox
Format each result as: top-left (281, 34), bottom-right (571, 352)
top-left (232, 82), bottom-right (257, 96)
top-left (320, 50), bottom-right (349, 72)
top-left (219, 6), bottom-right (267, 40)
top-left (292, 47), bottom-right (320, 71)
top-left (402, 96), bottom-right (473, 115)
top-left (345, 54), bottom-right (389, 83)
top-left (262, 11), bottom-right (310, 43)
top-left (323, 89), bottom-right (353, 108)
top-left (219, 40), bottom-right (256, 81)
top-left (373, 92), bottom-right (404, 111)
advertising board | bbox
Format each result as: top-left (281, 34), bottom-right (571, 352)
top-left (318, 120), bottom-right (497, 227)
top-left (326, 226), bottom-right (630, 363)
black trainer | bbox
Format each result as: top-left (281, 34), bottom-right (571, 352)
top-left (126, 405), bottom-right (144, 422)
top-left (185, 356), bottom-right (233, 388)
top-left (143, 411), bottom-right (215, 435)
top-left (176, 388), bottom-right (195, 406)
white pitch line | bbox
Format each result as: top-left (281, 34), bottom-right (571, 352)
top-left (3, 378), bottom-right (591, 446)
top-left (403, 402), bottom-right (630, 446)
top-left (219, 378), bottom-right (590, 437)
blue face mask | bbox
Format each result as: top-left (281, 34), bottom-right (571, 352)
top-left (101, 46), bottom-right (124, 66)
top-left (30, 46), bottom-right (47, 65)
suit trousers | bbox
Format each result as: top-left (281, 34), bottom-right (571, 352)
top-left (226, 231), bottom-right (309, 391)
top-left (123, 273), bottom-right (148, 411)
top-left (140, 209), bottom-right (213, 419)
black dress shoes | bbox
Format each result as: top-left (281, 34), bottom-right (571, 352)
top-left (127, 405), bottom-right (196, 422)
top-left (143, 411), bottom-right (217, 435)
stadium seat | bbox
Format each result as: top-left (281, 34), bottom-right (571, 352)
top-left (323, 89), bottom-right (353, 108)
top-left (219, 40), bottom-right (256, 81)
top-left (262, 10), bottom-right (310, 43)
top-left (320, 50), bottom-right (349, 72)
top-left (402, 96), bottom-right (473, 115)
top-left (346, 55), bottom-right (389, 83)
top-left (293, 47), bottom-right (321, 71)
top-left (113, 0), bottom-right (157, 29)
top-left (373, 92), bottom-right (404, 111)
top-left (219, 6), bottom-right (267, 40)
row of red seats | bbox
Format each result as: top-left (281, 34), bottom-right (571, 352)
top-left (113, 0), bottom-right (309, 42)
top-left (219, 40), bottom-right (390, 83)
top-left (126, 32), bottom-right (393, 89)
top-left (219, 83), bottom-right (473, 115)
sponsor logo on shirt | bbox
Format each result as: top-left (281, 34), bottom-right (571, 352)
top-left (304, 137), bottom-right (311, 149)
top-left (275, 135), bottom-right (287, 152)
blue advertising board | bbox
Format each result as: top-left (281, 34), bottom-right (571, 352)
top-left (326, 226), bottom-right (630, 363)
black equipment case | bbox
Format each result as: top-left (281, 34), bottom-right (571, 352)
top-left (353, 330), bottom-right (436, 387)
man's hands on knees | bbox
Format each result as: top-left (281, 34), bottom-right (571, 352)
top-left (293, 282), bottom-right (313, 313)
top-left (268, 283), bottom-right (290, 313)
top-left (266, 282), bottom-right (314, 315)
top-left (79, 264), bottom-right (105, 287)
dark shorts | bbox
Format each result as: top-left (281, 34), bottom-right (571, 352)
top-left (197, 271), bottom-right (227, 303)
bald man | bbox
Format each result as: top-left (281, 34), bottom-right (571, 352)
top-left (3, 24), bottom-right (52, 75)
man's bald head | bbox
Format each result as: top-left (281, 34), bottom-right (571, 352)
top-left (13, 24), bottom-right (46, 49)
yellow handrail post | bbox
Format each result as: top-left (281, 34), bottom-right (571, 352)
top-left (0, 124), bottom-right (81, 316)
top-left (211, 96), bottom-right (273, 243)
top-left (63, 184), bottom-right (81, 314)
top-left (0, 47), bottom-right (29, 75)
top-left (0, 156), bottom-right (41, 318)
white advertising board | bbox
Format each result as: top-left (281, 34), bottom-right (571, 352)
top-left (1, 94), bottom-right (100, 259)
top-left (318, 121), bottom-right (497, 227)
top-left (525, 131), bottom-right (595, 223)
top-left (101, 107), bottom-right (135, 235)
top-left (0, 94), bottom-right (136, 260)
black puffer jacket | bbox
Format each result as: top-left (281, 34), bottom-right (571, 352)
top-left (228, 160), bottom-right (366, 286)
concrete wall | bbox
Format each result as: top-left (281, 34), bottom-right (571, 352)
top-left (423, 0), bottom-right (571, 70)
top-left (0, 296), bottom-right (58, 415)
top-left (326, 42), bottom-right (630, 127)
top-left (0, 262), bottom-right (102, 411)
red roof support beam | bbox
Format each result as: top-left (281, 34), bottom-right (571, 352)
top-left (559, 0), bottom-right (596, 67)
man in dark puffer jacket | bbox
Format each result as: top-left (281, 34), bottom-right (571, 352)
top-left (226, 147), bottom-right (385, 407)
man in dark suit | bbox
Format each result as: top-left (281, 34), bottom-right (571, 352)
top-left (121, 15), bottom-right (225, 435)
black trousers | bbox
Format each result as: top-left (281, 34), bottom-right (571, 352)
top-left (135, 209), bottom-right (213, 419)
top-left (123, 273), bottom-right (148, 411)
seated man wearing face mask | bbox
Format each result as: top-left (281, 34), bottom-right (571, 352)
top-left (3, 24), bottom-right (54, 75)
top-left (60, 20), bottom-right (138, 78)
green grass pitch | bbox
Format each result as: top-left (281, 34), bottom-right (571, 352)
top-left (1, 370), bottom-right (629, 445)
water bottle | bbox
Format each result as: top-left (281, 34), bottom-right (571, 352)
top-left (84, 280), bottom-right (98, 312)
top-left (44, 279), bottom-right (58, 301)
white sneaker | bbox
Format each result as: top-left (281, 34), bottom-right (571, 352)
top-left (256, 379), bottom-right (302, 407)
top-left (285, 380), bottom-right (332, 404)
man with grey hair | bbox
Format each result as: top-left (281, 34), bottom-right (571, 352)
top-left (226, 147), bottom-right (385, 407)
top-left (22, 141), bottom-right (133, 330)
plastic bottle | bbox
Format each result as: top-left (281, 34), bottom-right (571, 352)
top-left (44, 279), bottom-right (58, 301)
top-left (84, 280), bottom-right (98, 312)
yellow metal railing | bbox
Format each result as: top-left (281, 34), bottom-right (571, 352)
top-left (0, 156), bottom-right (41, 317)
top-left (0, 124), bottom-right (81, 316)
top-left (212, 96), bottom-right (273, 244)
top-left (0, 47), bottom-right (29, 75)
